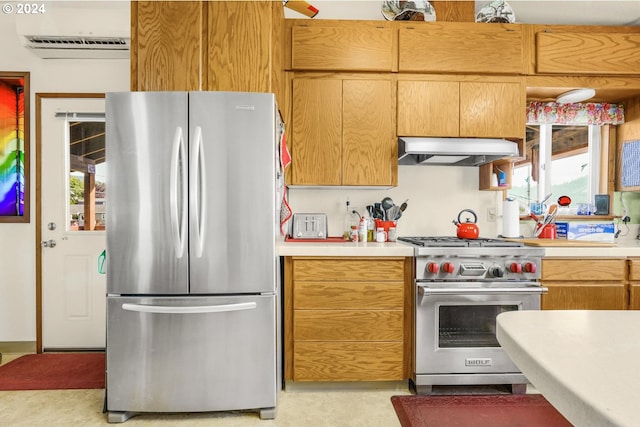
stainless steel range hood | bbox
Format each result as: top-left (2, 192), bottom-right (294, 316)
top-left (398, 137), bottom-right (519, 166)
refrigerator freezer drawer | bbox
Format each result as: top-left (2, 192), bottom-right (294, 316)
top-left (106, 295), bottom-right (277, 413)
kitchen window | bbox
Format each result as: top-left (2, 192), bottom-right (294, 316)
top-left (510, 101), bottom-right (624, 215)
top-left (509, 125), bottom-right (600, 212)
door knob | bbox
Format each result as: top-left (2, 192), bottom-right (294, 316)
top-left (41, 239), bottom-right (57, 248)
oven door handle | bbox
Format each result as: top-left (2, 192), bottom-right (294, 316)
top-left (418, 284), bottom-right (548, 297)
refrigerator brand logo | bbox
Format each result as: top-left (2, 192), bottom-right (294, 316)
top-left (465, 358), bottom-right (492, 366)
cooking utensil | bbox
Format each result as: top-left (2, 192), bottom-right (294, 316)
top-left (534, 204), bottom-right (558, 237)
top-left (381, 197), bottom-right (394, 211)
top-left (400, 199), bottom-right (409, 212)
top-left (453, 209), bottom-right (479, 239)
top-left (541, 193), bottom-right (553, 204)
top-left (388, 205), bottom-right (402, 221)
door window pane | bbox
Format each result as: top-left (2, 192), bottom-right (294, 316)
top-left (68, 120), bottom-right (106, 231)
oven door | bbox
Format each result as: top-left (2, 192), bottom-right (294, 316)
top-left (415, 282), bottom-right (545, 375)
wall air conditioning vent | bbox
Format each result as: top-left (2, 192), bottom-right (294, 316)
top-left (15, 2), bottom-right (130, 59)
top-left (25, 36), bottom-right (129, 49)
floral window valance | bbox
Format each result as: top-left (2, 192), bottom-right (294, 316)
top-left (526, 102), bottom-right (625, 125)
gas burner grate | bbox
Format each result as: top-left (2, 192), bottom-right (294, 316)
top-left (398, 236), bottom-right (524, 248)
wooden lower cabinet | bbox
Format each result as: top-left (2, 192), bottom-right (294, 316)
top-left (541, 258), bottom-right (628, 310)
top-left (629, 258), bottom-right (640, 310)
top-left (284, 257), bottom-right (412, 382)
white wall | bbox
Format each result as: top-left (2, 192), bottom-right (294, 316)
top-left (0, 1), bottom-right (129, 343)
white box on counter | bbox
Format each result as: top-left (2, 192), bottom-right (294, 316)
top-left (564, 222), bottom-right (615, 243)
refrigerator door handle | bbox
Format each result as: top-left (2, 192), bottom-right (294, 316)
top-left (190, 126), bottom-right (206, 258)
top-left (121, 302), bottom-right (257, 314)
top-left (169, 126), bottom-right (188, 259)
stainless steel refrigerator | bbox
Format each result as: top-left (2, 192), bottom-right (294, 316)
top-left (104, 91), bottom-right (283, 423)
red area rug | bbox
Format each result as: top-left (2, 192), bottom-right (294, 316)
top-left (391, 394), bottom-right (573, 427)
top-left (0, 353), bottom-right (105, 391)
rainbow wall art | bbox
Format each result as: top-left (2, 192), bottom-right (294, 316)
top-left (0, 79), bottom-right (25, 217)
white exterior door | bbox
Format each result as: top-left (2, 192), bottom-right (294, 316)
top-left (41, 97), bottom-right (106, 350)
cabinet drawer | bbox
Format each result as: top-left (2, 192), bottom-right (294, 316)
top-left (542, 259), bottom-right (626, 281)
top-left (398, 23), bottom-right (523, 74)
top-left (292, 259), bottom-right (405, 281)
top-left (630, 283), bottom-right (640, 310)
top-left (537, 32), bottom-right (640, 75)
top-left (293, 342), bottom-right (404, 381)
top-left (541, 282), bottom-right (627, 310)
top-left (294, 281), bottom-right (404, 309)
top-left (630, 258), bottom-right (640, 281)
top-left (294, 310), bottom-right (403, 341)
top-left (291, 24), bottom-right (394, 71)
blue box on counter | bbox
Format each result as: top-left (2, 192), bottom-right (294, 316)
top-left (564, 222), bottom-right (615, 243)
top-left (555, 222), bottom-right (568, 239)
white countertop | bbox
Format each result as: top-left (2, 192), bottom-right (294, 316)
top-left (542, 239), bottom-right (640, 257)
top-left (277, 239), bottom-right (414, 257)
top-left (497, 310), bottom-right (640, 427)
top-left (278, 238), bottom-right (640, 258)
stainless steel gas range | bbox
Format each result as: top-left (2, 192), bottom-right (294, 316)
top-left (398, 236), bottom-right (546, 395)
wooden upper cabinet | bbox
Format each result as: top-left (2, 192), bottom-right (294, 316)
top-left (131, 1), bottom-right (284, 98)
top-left (289, 21), bottom-right (394, 71)
top-left (291, 21), bottom-right (394, 71)
top-left (291, 78), bottom-right (342, 186)
top-left (398, 22), bottom-right (524, 74)
top-left (208, 1), bottom-right (283, 95)
top-left (291, 76), bottom-right (396, 186)
top-left (460, 81), bottom-right (524, 138)
top-left (342, 79), bottom-right (396, 186)
top-left (397, 76), bottom-right (525, 139)
top-left (397, 80), bottom-right (459, 136)
top-left (536, 31), bottom-right (640, 75)
top-left (131, 1), bottom-right (205, 91)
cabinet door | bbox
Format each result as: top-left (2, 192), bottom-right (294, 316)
top-left (207, 1), bottom-right (281, 93)
top-left (537, 32), bottom-right (640, 75)
top-left (541, 282), bottom-right (627, 310)
top-left (291, 79), bottom-right (342, 185)
top-left (630, 283), bottom-right (640, 310)
top-left (397, 80), bottom-right (459, 137)
top-left (398, 23), bottom-right (524, 74)
top-left (291, 23), bottom-right (394, 71)
top-left (460, 81), bottom-right (524, 138)
top-left (131, 1), bottom-right (204, 91)
top-left (343, 79), bottom-right (396, 186)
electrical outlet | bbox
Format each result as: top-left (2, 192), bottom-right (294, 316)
top-left (487, 207), bottom-right (497, 222)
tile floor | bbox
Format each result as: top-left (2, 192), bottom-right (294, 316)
top-left (0, 353), bottom-right (410, 427)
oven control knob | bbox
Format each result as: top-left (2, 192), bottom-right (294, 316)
top-left (490, 266), bottom-right (504, 278)
top-left (509, 262), bottom-right (522, 274)
top-left (427, 262), bottom-right (439, 274)
top-left (524, 262), bottom-right (537, 273)
top-left (442, 262), bottom-right (455, 274)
